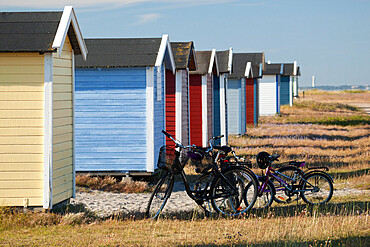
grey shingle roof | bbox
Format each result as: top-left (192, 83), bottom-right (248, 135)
top-left (189, 51), bottom-right (212, 75)
top-left (264, 63), bottom-right (282, 75)
top-left (283, 63), bottom-right (294, 76)
top-left (229, 53), bottom-right (264, 79)
top-left (0, 11), bottom-right (81, 54)
top-left (75, 38), bottom-right (162, 68)
top-left (171, 42), bottom-right (196, 70)
top-left (216, 50), bottom-right (230, 74)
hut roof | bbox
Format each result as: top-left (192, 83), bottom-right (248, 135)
top-left (76, 35), bottom-right (175, 72)
top-left (216, 49), bottom-right (232, 74)
top-left (171, 42), bottom-right (196, 70)
top-left (190, 50), bottom-right (218, 75)
top-left (229, 53), bottom-right (264, 79)
top-left (0, 7), bottom-right (86, 59)
top-left (264, 63), bottom-right (283, 75)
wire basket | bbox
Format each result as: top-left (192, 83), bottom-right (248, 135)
top-left (157, 146), bottom-right (189, 174)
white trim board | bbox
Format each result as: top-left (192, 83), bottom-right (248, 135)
top-left (52, 6), bottom-right (87, 60)
top-left (175, 71), bottom-right (182, 143)
top-left (201, 75), bottom-right (208, 147)
top-left (146, 67), bottom-right (155, 172)
top-left (155, 34), bottom-right (176, 74)
top-left (43, 53), bottom-right (53, 209)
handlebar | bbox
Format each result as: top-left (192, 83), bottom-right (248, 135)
top-left (213, 135), bottom-right (224, 140)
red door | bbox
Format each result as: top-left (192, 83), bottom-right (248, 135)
top-left (246, 79), bottom-right (254, 125)
top-left (189, 74), bottom-right (202, 146)
top-left (165, 70), bottom-right (176, 148)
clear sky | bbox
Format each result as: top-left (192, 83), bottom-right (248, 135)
top-left (1, 0), bottom-right (369, 87)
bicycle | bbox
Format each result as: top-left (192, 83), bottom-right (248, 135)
top-left (145, 130), bottom-right (258, 219)
top-left (252, 151), bottom-right (334, 209)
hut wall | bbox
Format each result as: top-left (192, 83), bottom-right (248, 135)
top-left (213, 75), bottom-right (220, 144)
top-left (227, 79), bottom-right (242, 135)
top-left (280, 75), bottom-right (290, 105)
top-left (180, 70), bottom-right (189, 146)
top-left (165, 69), bottom-right (176, 148)
top-left (259, 75), bottom-right (277, 116)
top-left (207, 75), bottom-right (213, 141)
top-left (254, 79), bottom-right (259, 125)
top-left (245, 78), bottom-right (255, 125)
top-left (189, 74), bottom-right (202, 146)
top-left (75, 67), bottom-right (147, 172)
top-left (0, 53), bottom-right (45, 206)
top-left (52, 36), bottom-right (74, 204)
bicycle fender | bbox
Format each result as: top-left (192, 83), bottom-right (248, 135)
top-left (302, 170), bottom-right (334, 184)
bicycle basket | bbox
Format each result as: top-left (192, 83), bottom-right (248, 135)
top-left (157, 146), bottom-right (189, 174)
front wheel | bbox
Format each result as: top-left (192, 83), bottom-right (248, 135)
top-left (210, 167), bottom-right (258, 217)
top-left (300, 172), bottom-right (333, 205)
top-left (251, 179), bottom-right (275, 209)
top-left (145, 172), bottom-right (174, 219)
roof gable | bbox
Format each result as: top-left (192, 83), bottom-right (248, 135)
top-left (0, 6), bottom-right (87, 60)
top-left (229, 53), bottom-right (264, 79)
top-left (264, 63), bottom-right (283, 75)
top-left (190, 50), bottom-right (218, 75)
top-left (171, 41), bottom-right (196, 70)
top-left (216, 48), bottom-right (232, 74)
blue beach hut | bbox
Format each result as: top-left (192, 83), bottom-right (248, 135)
top-left (74, 35), bottom-right (175, 175)
top-left (227, 53), bottom-right (264, 135)
top-left (280, 62), bottom-right (300, 106)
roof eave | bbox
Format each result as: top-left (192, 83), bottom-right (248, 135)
top-left (52, 6), bottom-right (87, 60)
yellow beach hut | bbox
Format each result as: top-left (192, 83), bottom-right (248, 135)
top-left (0, 6), bottom-right (87, 209)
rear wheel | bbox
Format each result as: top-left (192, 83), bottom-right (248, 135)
top-left (145, 172), bottom-right (174, 219)
top-left (300, 172), bottom-right (333, 205)
top-left (210, 167), bottom-right (258, 216)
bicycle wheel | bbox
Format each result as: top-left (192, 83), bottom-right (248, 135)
top-left (273, 166), bottom-right (302, 203)
top-left (300, 172), bottom-right (333, 205)
top-left (145, 172), bottom-right (174, 219)
top-left (210, 166), bottom-right (258, 217)
top-left (250, 179), bottom-right (275, 209)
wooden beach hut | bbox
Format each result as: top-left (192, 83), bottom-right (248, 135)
top-left (74, 35), bottom-right (175, 174)
top-left (259, 63), bottom-right (283, 116)
top-left (280, 62), bottom-right (300, 106)
top-left (166, 42), bottom-right (196, 148)
top-left (215, 49), bottom-right (233, 145)
top-left (227, 53), bottom-right (264, 135)
top-left (0, 6), bottom-right (87, 209)
top-left (189, 50), bottom-right (218, 147)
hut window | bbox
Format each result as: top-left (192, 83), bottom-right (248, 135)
top-left (157, 66), bottom-right (162, 101)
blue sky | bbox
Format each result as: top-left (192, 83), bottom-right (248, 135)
top-left (1, 0), bottom-right (369, 87)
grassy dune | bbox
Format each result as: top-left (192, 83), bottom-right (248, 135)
top-left (1, 90), bottom-right (369, 246)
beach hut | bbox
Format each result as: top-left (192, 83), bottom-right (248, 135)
top-left (259, 63), bottom-right (283, 116)
top-left (74, 35), bottom-right (175, 175)
top-left (280, 61), bottom-right (300, 106)
top-left (215, 49), bottom-right (233, 145)
top-left (189, 50), bottom-right (218, 147)
top-left (166, 42), bottom-right (196, 148)
top-left (227, 53), bottom-right (264, 135)
top-left (0, 6), bottom-right (87, 209)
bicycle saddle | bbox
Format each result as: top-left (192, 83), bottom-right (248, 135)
top-left (270, 154), bottom-right (280, 161)
top-left (289, 161), bottom-right (305, 167)
top-left (213, 146), bottom-right (232, 154)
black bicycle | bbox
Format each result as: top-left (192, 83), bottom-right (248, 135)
top-left (146, 130), bottom-right (259, 219)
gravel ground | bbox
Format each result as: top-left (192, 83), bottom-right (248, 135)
top-left (70, 181), bottom-right (369, 217)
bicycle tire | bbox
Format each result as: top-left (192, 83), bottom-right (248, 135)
top-left (251, 179), bottom-right (275, 209)
top-left (145, 172), bottom-right (174, 219)
top-left (300, 172), bottom-right (333, 205)
top-left (210, 166), bottom-right (258, 217)
top-left (273, 166), bottom-right (303, 203)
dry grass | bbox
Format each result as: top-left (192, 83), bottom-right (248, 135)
top-left (1, 203), bottom-right (369, 246)
top-left (76, 174), bottom-right (152, 193)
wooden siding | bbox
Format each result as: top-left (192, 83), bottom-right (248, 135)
top-left (189, 74), bottom-right (202, 146)
top-left (245, 79), bottom-right (254, 125)
top-left (165, 69), bottom-right (176, 148)
top-left (213, 76), bottom-right (220, 145)
top-left (153, 66), bottom-right (166, 170)
top-left (241, 79), bottom-right (246, 134)
top-left (259, 75), bottom-right (277, 116)
top-left (280, 75), bottom-right (290, 105)
top-left (207, 75), bottom-right (213, 141)
top-left (52, 36), bottom-right (73, 204)
top-left (0, 53), bottom-right (44, 206)
top-left (181, 70), bottom-right (189, 146)
top-left (227, 79), bottom-right (241, 135)
top-left (254, 79), bottom-right (259, 125)
top-left (75, 67), bottom-right (147, 172)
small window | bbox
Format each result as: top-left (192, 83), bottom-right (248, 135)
top-left (156, 66), bottom-right (162, 101)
